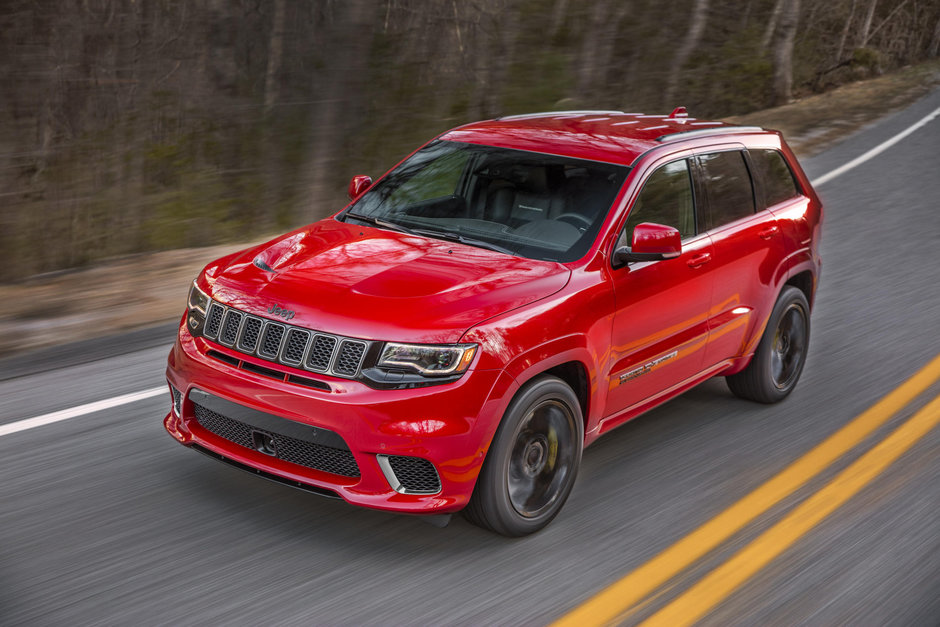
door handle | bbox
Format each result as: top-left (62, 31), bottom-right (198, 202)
top-left (687, 252), bottom-right (712, 268)
top-left (759, 225), bottom-right (780, 240)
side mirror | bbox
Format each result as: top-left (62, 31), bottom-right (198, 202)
top-left (347, 175), bottom-right (373, 200)
top-left (613, 222), bottom-right (682, 266)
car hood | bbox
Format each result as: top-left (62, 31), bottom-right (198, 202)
top-left (205, 219), bottom-right (571, 343)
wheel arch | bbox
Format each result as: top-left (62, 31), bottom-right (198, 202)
top-left (785, 269), bottom-right (816, 311)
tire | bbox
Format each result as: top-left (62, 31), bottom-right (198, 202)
top-left (727, 286), bottom-right (810, 404)
top-left (464, 375), bottom-right (584, 537)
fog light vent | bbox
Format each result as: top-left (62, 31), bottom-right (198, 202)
top-left (377, 454), bottom-right (441, 494)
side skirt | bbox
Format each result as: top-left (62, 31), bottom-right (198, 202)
top-left (590, 360), bottom-right (733, 442)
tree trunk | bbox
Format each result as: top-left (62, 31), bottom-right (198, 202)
top-left (930, 15), bottom-right (940, 57)
top-left (858, 0), bottom-right (878, 46)
top-left (264, 0), bottom-right (287, 114)
top-left (576, 1), bottom-right (610, 98)
top-left (835, 0), bottom-right (858, 62)
top-left (772, 0), bottom-right (800, 105)
top-left (761, 0), bottom-right (786, 51)
top-left (664, 0), bottom-right (708, 107)
top-left (303, 0), bottom-right (377, 221)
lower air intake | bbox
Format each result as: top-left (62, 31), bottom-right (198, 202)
top-left (381, 455), bottom-right (442, 494)
top-left (193, 402), bottom-right (360, 478)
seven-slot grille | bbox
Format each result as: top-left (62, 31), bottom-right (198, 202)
top-left (203, 300), bottom-right (369, 379)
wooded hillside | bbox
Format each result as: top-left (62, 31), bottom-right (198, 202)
top-left (2, 0), bottom-right (938, 281)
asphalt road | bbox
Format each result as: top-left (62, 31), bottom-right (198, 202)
top-left (2, 90), bottom-right (939, 626)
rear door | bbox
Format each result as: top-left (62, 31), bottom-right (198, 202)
top-left (695, 148), bottom-right (789, 367)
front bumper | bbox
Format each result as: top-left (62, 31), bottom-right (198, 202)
top-left (164, 323), bottom-right (514, 514)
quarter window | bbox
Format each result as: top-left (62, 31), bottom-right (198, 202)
top-left (751, 149), bottom-right (800, 207)
top-left (698, 151), bottom-right (755, 229)
top-left (624, 159), bottom-right (696, 240)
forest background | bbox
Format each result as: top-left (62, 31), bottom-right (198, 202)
top-left (2, 0), bottom-right (939, 283)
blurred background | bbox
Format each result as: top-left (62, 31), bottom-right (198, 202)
top-left (2, 0), bottom-right (939, 284)
top-left (2, 4), bottom-right (940, 625)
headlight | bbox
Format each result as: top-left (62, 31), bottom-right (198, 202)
top-left (186, 280), bottom-right (210, 335)
top-left (378, 343), bottom-right (477, 376)
top-left (188, 280), bottom-right (209, 314)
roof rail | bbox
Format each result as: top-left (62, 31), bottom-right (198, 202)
top-left (498, 110), bottom-right (624, 121)
top-left (655, 126), bottom-right (764, 143)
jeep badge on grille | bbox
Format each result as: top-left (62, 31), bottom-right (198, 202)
top-left (268, 304), bottom-right (295, 321)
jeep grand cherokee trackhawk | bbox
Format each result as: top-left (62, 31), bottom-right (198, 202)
top-left (164, 109), bottom-right (822, 536)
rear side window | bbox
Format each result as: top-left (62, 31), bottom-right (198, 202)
top-left (750, 149), bottom-right (800, 207)
top-left (698, 151), bottom-right (755, 229)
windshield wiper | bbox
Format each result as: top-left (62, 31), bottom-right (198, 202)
top-left (344, 211), bottom-right (415, 235)
top-left (411, 228), bottom-right (516, 256)
top-left (345, 213), bottom-right (514, 255)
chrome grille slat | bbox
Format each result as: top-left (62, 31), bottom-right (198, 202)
top-left (219, 310), bottom-right (244, 346)
top-left (334, 340), bottom-right (367, 377)
top-left (205, 303), bottom-right (225, 339)
top-left (306, 335), bottom-right (337, 372)
top-left (281, 329), bottom-right (311, 366)
top-left (200, 299), bottom-right (369, 380)
top-left (258, 322), bottom-right (286, 359)
top-left (238, 317), bottom-right (264, 352)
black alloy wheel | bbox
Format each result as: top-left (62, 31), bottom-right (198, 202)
top-left (727, 285), bottom-right (811, 404)
top-left (770, 302), bottom-right (807, 390)
top-left (464, 375), bottom-right (583, 536)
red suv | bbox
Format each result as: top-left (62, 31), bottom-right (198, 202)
top-left (164, 109), bottom-right (822, 536)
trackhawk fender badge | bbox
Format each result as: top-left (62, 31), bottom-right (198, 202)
top-left (619, 350), bottom-right (678, 384)
top-left (268, 304), bottom-right (296, 321)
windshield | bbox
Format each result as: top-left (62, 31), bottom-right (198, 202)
top-left (340, 140), bottom-right (629, 262)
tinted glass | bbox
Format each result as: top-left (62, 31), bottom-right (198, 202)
top-left (624, 159), bottom-right (696, 240)
top-left (386, 148), bottom-right (470, 206)
top-left (698, 151), bottom-right (755, 229)
top-left (343, 141), bottom-right (629, 262)
top-left (751, 149), bottom-right (800, 207)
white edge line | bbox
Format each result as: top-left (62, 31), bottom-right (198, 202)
top-left (811, 106), bottom-right (940, 187)
top-left (0, 386), bottom-right (166, 437)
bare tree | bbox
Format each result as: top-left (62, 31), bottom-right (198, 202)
top-left (835, 0), bottom-right (858, 62)
top-left (264, 0), bottom-right (287, 114)
top-left (930, 14), bottom-right (940, 57)
top-left (761, 0), bottom-right (786, 51)
top-left (858, 0), bottom-right (878, 47)
top-left (772, 0), bottom-right (801, 105)
top-left (303, 0), bottom-right (378, 221)
top-left (664, 0), bottom-right (709, 107)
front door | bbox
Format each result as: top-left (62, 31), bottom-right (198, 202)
top-left (604, 158), bottom-right (715, 425)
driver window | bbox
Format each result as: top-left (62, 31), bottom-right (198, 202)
top-left (623, 159), bottom-right (696, 243)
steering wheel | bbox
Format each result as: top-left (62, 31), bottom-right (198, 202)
top-left (554, 213), bottom-right (592, 231)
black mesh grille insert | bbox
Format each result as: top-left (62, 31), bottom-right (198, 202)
top-left (220, 311), bottom-right (243, 345)
top-left (335, 341), bottom-right (366, 376)
top-left (259, 323), bottom-right (285, 358)
top-left (282, 329), bottom-right (310, 364)
top-left (205, 303), bottom-right (224, 337)
top-left (307, 335), bottom-right (336, 371)
top-left (388, 456), bottom-right (441, 493)
top-left (193, 403), bottom-right (360, 478)
top-left (239, 317), bottom-right (263, 352)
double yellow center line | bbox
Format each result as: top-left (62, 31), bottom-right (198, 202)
top-left (553, 352), bottom-right (940, 626)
